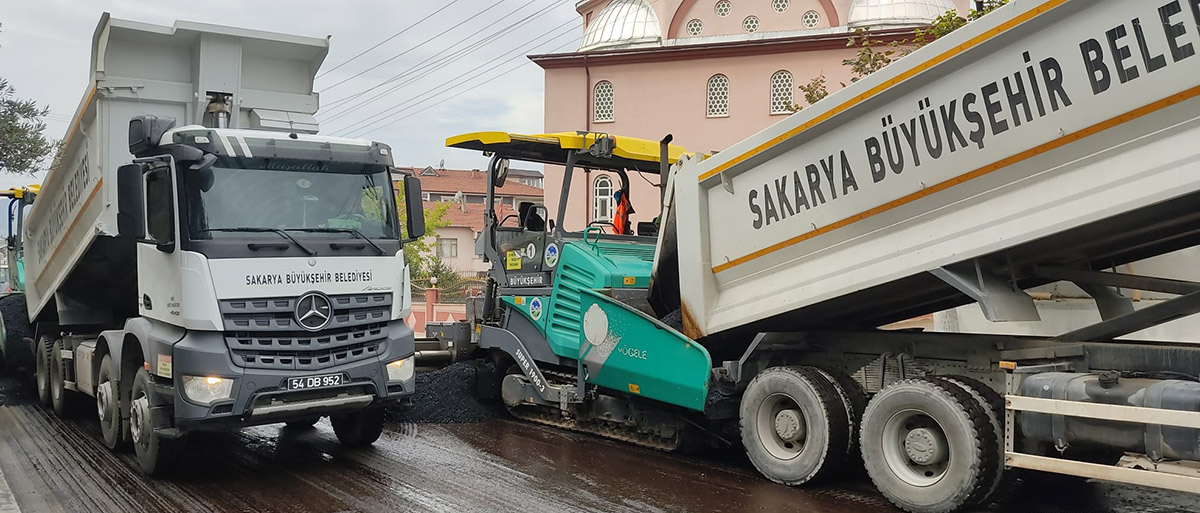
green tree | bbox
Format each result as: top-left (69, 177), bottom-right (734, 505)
top-left (0, 78), bottom-right (57, 175)
top-left (914, 0), bottom-right (1008, 46)
top-left (791, 74), bottom-right (831, 112)
top-left (0, 23), bottom-right (58, 175)
top-left (799, 2), bottom-right (1010, 111)
top-left (395, 178), bottom-right (452, 277)
top-left (423, 256), bottom-right (462, 289)
top-left (843, 28), bottom-right (905, 82)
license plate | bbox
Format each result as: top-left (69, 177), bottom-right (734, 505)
top-left (287, 374), bottom-right (343, 390)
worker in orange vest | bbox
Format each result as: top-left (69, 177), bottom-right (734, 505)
top-left (613, 189), bottom-right (634, 235)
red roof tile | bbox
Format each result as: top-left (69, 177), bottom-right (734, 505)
top-left (427, 200), bottom-right (517, 232)
top-left (396, 167), bottom-right (543, 197)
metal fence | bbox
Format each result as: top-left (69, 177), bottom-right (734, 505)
top-left (410, 278), bottom-right (487, 304)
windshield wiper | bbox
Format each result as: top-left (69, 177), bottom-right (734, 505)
top-left (285, 227), bottom-right (386, 256)
top-left (199, 227), bottom-right (316, 256)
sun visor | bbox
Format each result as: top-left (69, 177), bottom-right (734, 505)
top-left (248, 109), bottom-right (320, 134)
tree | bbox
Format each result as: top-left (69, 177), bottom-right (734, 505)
top-left (395, 177), bottom-right (452, 278)
top-left (0, 78), bottom-right (57, 175)
top-left (843, 28), bottom-right (906, 82)
top-left (914, 0), bottom-right (1009, 46)
top-left (791, 74), bottom-right (831, 112)
top-left (423, 256), bottom-right (462, 290)
top-left (797, 2), bottom-right (1010, 111)
top-left (0, 23), bottom-right (58, 175)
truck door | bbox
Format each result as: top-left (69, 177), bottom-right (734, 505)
top-left (136, 161), bottom-right (185, 324)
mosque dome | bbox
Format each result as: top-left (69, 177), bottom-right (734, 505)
top-left (847, 0), bottom-right (960, 28)
top-left (578, 0), bottom-right (662, 52)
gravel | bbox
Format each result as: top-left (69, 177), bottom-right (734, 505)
top-left (388, 361), bottom-right (505, 424)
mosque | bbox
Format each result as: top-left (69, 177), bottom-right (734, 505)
top-left (533, 0), bottom-right (970, 230)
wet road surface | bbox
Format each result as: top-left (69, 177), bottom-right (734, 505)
top-left (0, 375), bottom-right (1196, 513)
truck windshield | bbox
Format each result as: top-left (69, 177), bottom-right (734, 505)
top-left (183, 158), bottom-right (398, 241)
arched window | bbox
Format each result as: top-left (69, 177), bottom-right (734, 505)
top-left (593, 81), bottom-right (614, 123)
top-left (707, 74), bottom-right (729, 117)
top-left (593, 175), bottom-right (615, 222)
top-left (770, 70), bottom-right (794, 115)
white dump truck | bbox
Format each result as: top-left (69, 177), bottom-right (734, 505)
top-left (0, 14), bottom-right (426, 475)
top-left (441, 0), bottom-right (1200, 511)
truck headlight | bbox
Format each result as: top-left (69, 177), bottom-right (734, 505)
top-left (182, 375), bottom-right (235, 405)
top-left (386, 357), bottom-right (414, 382)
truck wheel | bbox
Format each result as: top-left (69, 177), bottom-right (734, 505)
top-left (740, 366), bottom-right (849, 485)
top-left (96, 354), bottom-right (130, 451)
top-left (938, 375), bottom-right (1012, 506)
top-left (331, 408), bottom-right (385, 447)
top-left (130, 367), bottom-right (184, 476)
top-left (50, 339), bottom-right (83, 417)
top-left (812, 367), bottom-right (867, 473)
top-left (34, 335), bottom-right (53, 407)
top-left (0, 294), bottom-right (33, 374)
top-left (860, 378), bottom-right (997, 513)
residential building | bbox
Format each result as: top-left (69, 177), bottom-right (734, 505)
top-left (534, 0), bottom-right (970, 231)
top-left (396, 165), bottom-right (543, 276)
top-left (395, 166), bottom-right (544, 209)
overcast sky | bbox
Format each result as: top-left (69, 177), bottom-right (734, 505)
top-left (0, 0), bottom-right (580, 192)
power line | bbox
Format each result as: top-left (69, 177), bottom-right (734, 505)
top-left (321, 0), bottom-right (549, 117)
top-left (345, 26), bottom-right (580, 138)
top-left (321, 0), bottom-right (557, 119)
top-left (318, 0), bottom-right (513, 93)
top-left (316, 0), bottom-right (468, 80)
top-left (357, 37), bottom-right (581, 138)
top-left (330, 18), bottom-right (579, 136)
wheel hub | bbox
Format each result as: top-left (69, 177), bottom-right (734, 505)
top-left (130, 396), bottom-right (150, 444)
top-left (96, 381), bottom-right (112, 421)
top-left (774, 408), bottom-right (806, 442)
top-left (904, 427), bottom-right (947, 466)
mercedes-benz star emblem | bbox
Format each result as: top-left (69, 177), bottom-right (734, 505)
top-left (295, 292), bottom-right (333, 331)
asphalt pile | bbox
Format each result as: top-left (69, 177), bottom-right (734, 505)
top-left (388, 361), bottom-right (505, 424)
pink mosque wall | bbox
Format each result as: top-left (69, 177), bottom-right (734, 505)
top-left (545, 0), bottom-right (971, 232)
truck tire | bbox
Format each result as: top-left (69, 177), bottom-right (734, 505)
top-left (937, 375), bottom-right (1013, 506)
top-left (96, 354), bottom-right (130, 451)
top-left (811, 367), bottom-right (867, 474)
top-left (34, 335), bottom-right (53, 407)
top-left (860, 378), bottom-right (998, 513)
top-left (0, 294), bottom-right (33, 374)
top-left (50, 339), bottom-right (85, 417)
top-left (739, 365), bottom-right (849, 485)
top-left (130, 367), bottom-right (184, 476)
top-left (331, 408), bottom-right (385, 447)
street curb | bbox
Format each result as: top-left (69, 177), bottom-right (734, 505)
top-left (0, 462), bottom-right (20, 513)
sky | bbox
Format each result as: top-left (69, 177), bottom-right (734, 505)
top-left (0, 0), bottom-right (580, 192)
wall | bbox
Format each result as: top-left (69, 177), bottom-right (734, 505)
top-left (431, 226), bottom-right (487, 275)
top-left (544, 45), bottom-right (868, 231)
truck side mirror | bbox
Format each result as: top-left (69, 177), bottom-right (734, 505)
top-left (493, 158), bottom-right (510, 188)
top-left (128, 115), bottom-right (178, 157)
top-left (403, 175), bottom-right (426, 241)
top-left (117, 164), bottom-right (145, 239)
top-left (143, 166), bottom-right (176, 253)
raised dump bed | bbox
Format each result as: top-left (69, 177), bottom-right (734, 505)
top-left (669, 0), bottom-right (1200, 341)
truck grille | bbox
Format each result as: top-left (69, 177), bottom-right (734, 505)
top-left (220, 293), bottom-right (392, 371)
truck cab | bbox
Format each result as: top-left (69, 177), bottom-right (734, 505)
top-left (5, 14), bottom-right (428, 476)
